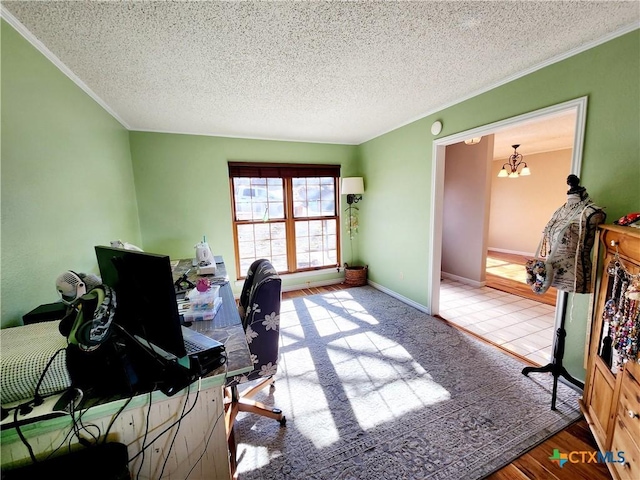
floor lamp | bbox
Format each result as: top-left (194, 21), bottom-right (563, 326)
top-left (341, 177), bottom-right (365, 261)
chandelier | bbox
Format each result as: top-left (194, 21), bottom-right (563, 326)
top-left (498, 144), bottom-right (531, 178)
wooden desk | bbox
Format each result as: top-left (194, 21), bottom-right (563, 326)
top-left (1, 258), bottom-right (252, 480)
top-left (173, 257), bottom-right (251, 379)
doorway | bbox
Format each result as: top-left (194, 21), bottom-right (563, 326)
top-left (428, 97), bottom-right (587, 363)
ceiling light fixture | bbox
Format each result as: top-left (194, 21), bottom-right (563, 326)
top-left (464, 137), bottom-right (482, 145)
top-left (498, 144), bottom-right (531, 178)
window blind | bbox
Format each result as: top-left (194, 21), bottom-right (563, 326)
top-left (228, 162), bottom-right (341, 179)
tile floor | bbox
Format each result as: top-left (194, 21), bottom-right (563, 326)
top-left (439, 278), bottom-right (556, 365)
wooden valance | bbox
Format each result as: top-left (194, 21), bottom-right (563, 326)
top-left (228, 162), bottom-right (341, 179)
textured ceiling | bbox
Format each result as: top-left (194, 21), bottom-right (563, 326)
top-left (2, 1), bottom-right (639, 145)
top-left (492, 110), bottom-right (576, 160)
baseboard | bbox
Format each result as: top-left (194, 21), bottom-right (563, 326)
top-left (281, 277), bottom-right (345, 293)
top-left (367, 280), bottom-right (431, 314)
top-left (488, 248), bottom-right (535, 257)
top-left (440, 272), bottom-right (486, 288)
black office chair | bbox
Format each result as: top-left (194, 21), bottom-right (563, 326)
top-left (224, 259), bottom-right (285, 476)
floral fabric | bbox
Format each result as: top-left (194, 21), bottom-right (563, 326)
top-left (228, 259), bottom-right (282, 387)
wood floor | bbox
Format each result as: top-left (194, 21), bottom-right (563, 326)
top-left (283, 283), bottom-right (611, 480)
top-left (486, 251), bottom-right (558, 306)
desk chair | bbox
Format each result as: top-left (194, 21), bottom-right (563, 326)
top-left (225, 259), bottom-right (285, 476)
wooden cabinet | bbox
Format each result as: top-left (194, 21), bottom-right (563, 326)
top-left (581, 225), bottom-right (640, 480)
top-left (610, 361), bottom-right (640, 480)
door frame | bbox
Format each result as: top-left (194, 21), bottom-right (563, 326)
top-left (427, 96), bottom-right (588, 318)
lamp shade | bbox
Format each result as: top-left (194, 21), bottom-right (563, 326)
top-left (342, 177), bottom-right (365, 195)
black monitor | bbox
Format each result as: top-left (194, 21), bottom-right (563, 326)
top-left (95, 246), bottom-right (187, 358)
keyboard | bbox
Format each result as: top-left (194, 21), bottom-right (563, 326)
top-left (184, 338), bottom-right (204, 355)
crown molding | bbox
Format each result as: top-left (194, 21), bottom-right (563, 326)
top-left (1, 6), bottom-right (131, 130)
top-left (2, 6), bottom-right (637, 145)
top-left (130, 127), bottom-right (359, 146)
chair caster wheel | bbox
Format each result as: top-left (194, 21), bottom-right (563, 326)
top-left (279, 416), bottom-right (286, 426)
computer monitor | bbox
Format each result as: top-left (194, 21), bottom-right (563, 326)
top-left (95, 246), bottom-right (187, 358)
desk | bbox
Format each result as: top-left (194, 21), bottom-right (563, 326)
top-left (173, 258), bottom-right (250, 378)
top-left (1, 257), bottom-right (252, 480)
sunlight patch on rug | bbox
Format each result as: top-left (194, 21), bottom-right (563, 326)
top-left (326, 332), bottom-right (451, 430)
top-left (234, 286), bottom-right (581, 480)
top-left (281, 347), bottom-right (340, 448)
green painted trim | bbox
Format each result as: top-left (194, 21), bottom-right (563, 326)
top-left (0, 374), bottom-right (224, 445)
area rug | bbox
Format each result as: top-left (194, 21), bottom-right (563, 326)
top-left (234, 286), bottom-right (581, 480)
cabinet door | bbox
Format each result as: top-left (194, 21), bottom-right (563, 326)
top-left (590, 229), bottom-right (640, 378)
top-left (610, 362), bottom-right (640, 480)
top-left (586, 356), bottom-right (617, 446)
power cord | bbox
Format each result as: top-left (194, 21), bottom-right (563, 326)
top-left (128, 378), bottom-right (202, 465)
top-left (32, 348), bottom-right (67, 407)
top-left (127, 348), bottom-right (227, 473)
top-left (101, 394), bottom-right (134, 444)
top-left (185, 407), bottom-right (225, 479)
top-left (131, 351), bottom-right (227, 476)
top-left (10, 324), bottom-right (223, 473)
top-left (12, 409), bottom-right (37, 463)
top-left (157, 379), bottom-right (196, 478)
top-left (184, 361), bottom-right (229, 479)
top-left (44, 393), bottom-right (107, 461)
top-left (8, 347), bottom-right (69, 463)
top-left (136, 389), bottom-right (155, 480)
top-left (69, 396), bottom-right (101, 447)
top-left (38, 390), bottom-right (134, 468)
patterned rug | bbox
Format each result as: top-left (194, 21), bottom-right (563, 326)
top-left (234, 286), bottom-right (581, 480)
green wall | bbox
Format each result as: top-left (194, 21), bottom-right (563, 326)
top-left (128, 132), bottom-right (359, 289)
top-left (2, 14), bottom-right (638, 382)
top-left (358, 120), bottom-right (433, 303)
top-left (358, 30), bottom-right (640, 381)
top-left (1, 21), bottom-right (141, 327)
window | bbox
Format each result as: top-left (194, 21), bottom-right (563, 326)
top-left (229, 163), bottom-right (341, 278)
